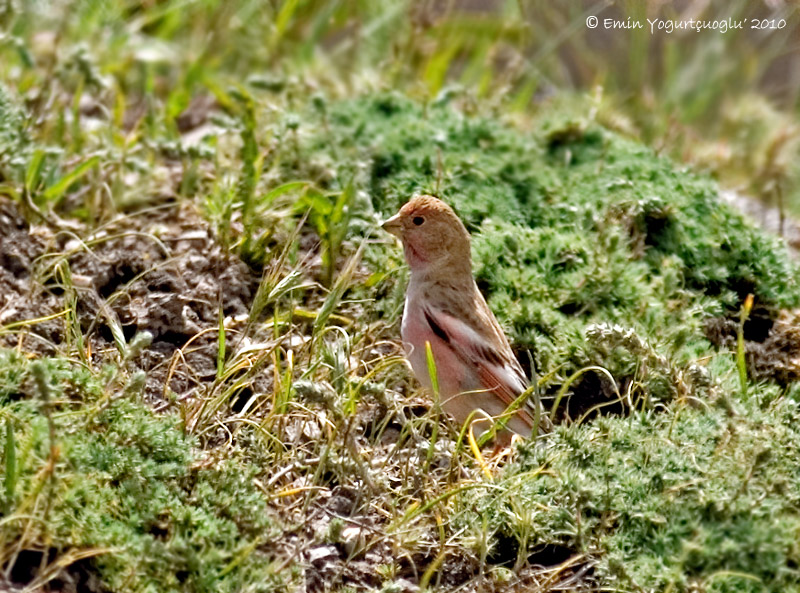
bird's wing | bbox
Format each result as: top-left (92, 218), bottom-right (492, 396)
top-left (422, 304), bottom-right (530, 410)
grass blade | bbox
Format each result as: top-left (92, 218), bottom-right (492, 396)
top-left (275, 0), bottom-right (300, 38)
top-left (261, 181), bottom-right (310, 208)
top-left (217, 302), bottom-right (226, 380)
top-left (312, 240), bottom-right (364, 339)
top-left (737, 294), bottom-right (754, 397)
top-left (43, 155), bottom-right (100, 201)
top-left (25, 149), bottom-right (46, 192)
top-left (4, 419), bottom-right (16, 514)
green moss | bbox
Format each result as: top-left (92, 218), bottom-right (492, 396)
top-left (0, 352), bottom-right (289, 592)
top-left (455, 394), bottom-right (800, 592)
top-left (310, 93), bottom-right (798, 307)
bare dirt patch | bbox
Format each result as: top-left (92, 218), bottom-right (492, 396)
top-left (0, 199), bottom-right (62, 348)
top-left (705, 308), bottom-right (800, 385)
top-left (0, 198), bottom-right (257, 404)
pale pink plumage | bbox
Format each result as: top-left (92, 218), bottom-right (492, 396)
top-left (382, 195), bottom-right (551, 442)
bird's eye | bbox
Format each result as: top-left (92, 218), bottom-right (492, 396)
top-left (412, 216), bottom-right (425, 226)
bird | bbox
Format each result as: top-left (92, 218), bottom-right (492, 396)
top-left (382, 195), bottom-right (551, 444)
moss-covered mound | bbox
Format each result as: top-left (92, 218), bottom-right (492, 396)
top-left (0, 352), bottom-right (284, 592)
top-left (297, 93), bottom-right (800, 406)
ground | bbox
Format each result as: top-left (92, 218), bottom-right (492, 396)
top-left (3, 84), bottom-right (800, 592)
top-left (4, 0), bottom-right (800, 580)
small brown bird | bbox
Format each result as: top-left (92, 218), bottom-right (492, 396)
top-left (382, 195), bottom-right (550, 442)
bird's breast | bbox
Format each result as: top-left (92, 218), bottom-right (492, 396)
top-left (401, 293), bottom-right (469, 397)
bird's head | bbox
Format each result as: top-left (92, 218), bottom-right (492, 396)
top-left (382, 195), bottom-right (472, 275)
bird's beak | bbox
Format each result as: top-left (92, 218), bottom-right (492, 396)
top-left (381, 214), bottom-right (403, 238)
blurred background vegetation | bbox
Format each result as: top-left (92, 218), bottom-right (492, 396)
top-left (2, 0), bottom-right (799, 219)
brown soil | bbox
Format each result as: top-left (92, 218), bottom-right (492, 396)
top-left (705, 308), bottom-right (800, 386)
top-left (0, 197), bottom-right (256, 406)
